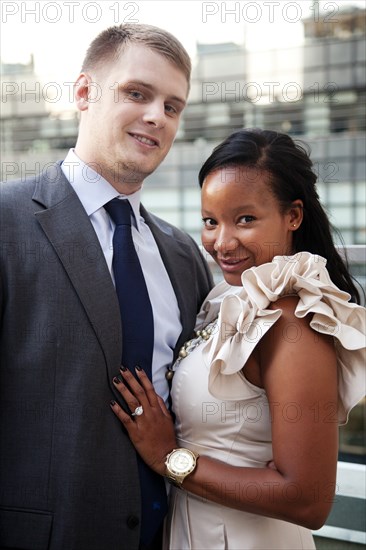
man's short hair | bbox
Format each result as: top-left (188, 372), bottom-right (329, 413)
top-left (81, 23), bottom-right (191, 84)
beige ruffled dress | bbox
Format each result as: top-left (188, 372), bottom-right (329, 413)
top-left (165, 253), bottom-right (366, 550)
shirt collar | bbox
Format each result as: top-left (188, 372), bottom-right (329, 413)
top-left (61, 149), bottom-right (144, 231)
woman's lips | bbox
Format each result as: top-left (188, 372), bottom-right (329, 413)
top-left (218, 257), bottom-right (250, 272)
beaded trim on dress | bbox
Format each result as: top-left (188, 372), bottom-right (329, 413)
top-left (166, 319), bottom-right (218, 380)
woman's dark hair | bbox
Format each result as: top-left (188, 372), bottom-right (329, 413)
top-left (199, 128), bottom-right (361, 303)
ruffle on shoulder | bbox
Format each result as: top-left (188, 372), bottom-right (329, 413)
top-left (201, 252), bottom-right (366, 424)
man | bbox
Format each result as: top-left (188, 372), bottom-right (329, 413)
top-left (0, 24), bottom-right (213, 550)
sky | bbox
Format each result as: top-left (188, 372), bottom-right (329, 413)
top-left (1, 1), bottom-right (364, 84)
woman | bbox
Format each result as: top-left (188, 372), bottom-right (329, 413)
top-left (110, 129), bottom-right (365, 549)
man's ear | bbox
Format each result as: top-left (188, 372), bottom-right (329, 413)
top-left (288, 199), bottom-right (304, 231)
top-left (74, 73), bottom-right (91, 112)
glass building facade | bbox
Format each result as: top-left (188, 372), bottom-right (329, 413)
top-left (143, 8), bottom-right (366, 249)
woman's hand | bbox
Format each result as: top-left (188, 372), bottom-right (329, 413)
top-left (110, 366), bottom-right (177, 476)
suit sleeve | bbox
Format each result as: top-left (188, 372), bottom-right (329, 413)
top-left (186, 234), bottom-right (214, 313)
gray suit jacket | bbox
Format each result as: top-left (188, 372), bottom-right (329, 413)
top-left (0, 163), bottom-right (213, 550)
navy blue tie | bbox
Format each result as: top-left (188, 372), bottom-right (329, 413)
top-left (104, 198), bottom-right (167, 545)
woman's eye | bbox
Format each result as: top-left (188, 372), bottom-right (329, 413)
top-left (202, 218), bottom-right (217, 228)
top-left (239, 215), bottom-right (255, 224)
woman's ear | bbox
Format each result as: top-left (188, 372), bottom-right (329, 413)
top-left (74, 73), bottom-right (91, 112)
top-left (288, 199), bottom-right (304, 231)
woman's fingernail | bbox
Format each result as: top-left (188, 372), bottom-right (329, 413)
top-left (113, 376), bottom-right (121, 385)
top-left (110, 400), bottom-right (116, 406)
top-left (135, 365), bottom-right (143, 372)
top-left (120, 365), bottom-right (128, 372)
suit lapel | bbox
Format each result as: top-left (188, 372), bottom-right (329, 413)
top-left (141, 206), bottom-right (198, 353)
top-left (33, 165), bottom-right (121, 373)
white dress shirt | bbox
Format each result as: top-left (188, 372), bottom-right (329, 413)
top-left (61, 149), bottom-right (182, 403)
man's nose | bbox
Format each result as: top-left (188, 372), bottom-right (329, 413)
top-left (143, 101), bottom-right (166, 129)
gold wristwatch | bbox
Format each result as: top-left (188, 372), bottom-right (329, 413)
top-left (165, 448), bottom-right (199, 487)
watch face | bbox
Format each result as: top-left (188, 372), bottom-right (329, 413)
top-left (169, 450), bottom-right (194, 474)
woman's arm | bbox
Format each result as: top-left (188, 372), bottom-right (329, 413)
top-left (111, 296), bottom-right (338, 529)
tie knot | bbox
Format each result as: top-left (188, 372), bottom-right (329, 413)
top-left (104, 198), bottom-right (132, 226)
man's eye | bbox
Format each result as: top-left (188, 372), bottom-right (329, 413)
top-left (165, 104), bottom-right (177, 114)
top-left (128, 91), bottom-right (143, 100)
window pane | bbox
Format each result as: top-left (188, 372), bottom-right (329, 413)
top-left (328, 183), bottom-right (353, 204)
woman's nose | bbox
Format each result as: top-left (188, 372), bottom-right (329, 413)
top-left (213, 234), bottom-right (238, 254)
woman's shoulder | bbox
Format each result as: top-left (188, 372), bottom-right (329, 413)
top-left (267, 294), bottom-right (299, 312)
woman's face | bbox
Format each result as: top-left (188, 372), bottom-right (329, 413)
top-left (201, 166), bottom-right (301, 286)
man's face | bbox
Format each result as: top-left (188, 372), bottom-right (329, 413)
top-left (75, 44), bottom-right (188, 193)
